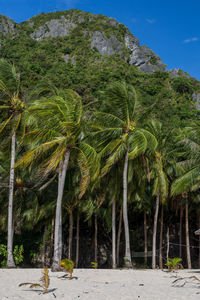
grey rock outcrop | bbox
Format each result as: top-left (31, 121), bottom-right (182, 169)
top-left (192, 93), bottom-right (200, 110)
top-left (109, 18), bottom-right (118, 27)
top-left (90, 31), bottom-right (123, 55)
top-left (125, 33), bottom-right (166, 73)
top-left (30, 16), bottom-right (76, 41)
top-left (169, 68), bottom-right (190, 78)
top-left (0, 15), bottom-right (15, 36)
top-left (63, 54), bottom-right (76, 65)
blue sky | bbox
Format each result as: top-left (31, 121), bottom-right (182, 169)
top-left (0, 0), bottom-right (199, 80)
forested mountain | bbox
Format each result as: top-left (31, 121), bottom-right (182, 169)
top-left (0, 9), bottom-right (199, 269)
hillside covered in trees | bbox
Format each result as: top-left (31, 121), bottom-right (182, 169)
top-left (0, 9), bottom-right (200, 270)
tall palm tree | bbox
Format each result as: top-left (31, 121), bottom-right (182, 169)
top-left (16, 90), bottom-right (99, 270)
top-left (145, 121), bottom-right (170, 269)
top-left (171, 123), bottom-right (200, 194)
top-left (0, 59), bottom-right (24, 267)
top-left (171, 124), bottom-right (200, 269)
top-left (92, 82), bottom-right (157, 267)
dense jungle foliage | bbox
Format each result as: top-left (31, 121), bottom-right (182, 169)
top-left (0, 9), bottom-right (200, 269)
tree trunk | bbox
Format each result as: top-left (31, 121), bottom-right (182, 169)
top-left (75, 212), bottom-right (80, 268)
top-left (144, 212), bottom-right (148, 264)
top-left (198, 212), bottom-right (200, 268)
top-left (123, 149), bottom-right (132, 268)
top-left (166, 227), bottom-right (169, 268)
top-left (159, 204), bottom-right (164, 269)
top-left (52, 150), bottom-right (70, 271)
top-left (94, 214), bottom-right (98, 263)
top-left (68, 210), bottom-right (73, 260)
top-left (152, 193), bottom-right (159, 269)
top-left (116, 207), bottom-right (122, 266)
top-left (7, 131), bottom-right (16, 268)
top-left (197, 213), bottom-right (200, 268)
top-left (185, 198), bottom-right (191, 269)
top-left (42, 224), bottom-right (47, 267)
top-left (112, 197), bottom-right (116, 269)
top-left (179, 201), bottom-right (183, 258)
top-left (50, 218), bottom-right (54, 264)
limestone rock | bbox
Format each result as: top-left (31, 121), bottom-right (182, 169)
top-left (109, 18), bottom-right (118, 27)
top-left (125, 33), bottom-right (166, 73)
top-left (90, 31), bottom-right (123, 55)
top-left (0, 15), bottom-right (16, 36)
top-left (30, 16), bottom-right (76, 41)
top-left (63, 54), bottom-right (76, 65)
top-left (192, 93), bottom-right (200, 110)
top-left (169, 68), bottom-right (190, 78)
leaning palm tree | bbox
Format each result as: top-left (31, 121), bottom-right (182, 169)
top-left (92, 82), bottom-right (157, 267)
top-left (0, 59), bottom-right (25, 267)
top-left (16, 90), bottom-right (99, 271)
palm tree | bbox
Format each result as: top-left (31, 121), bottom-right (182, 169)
top-left (0, 59), bottom-right (25, 267)
top-left (145, 121), bottom-right (169, 269)
top-left (171, 123), bottom-right (200, 268)
top-left (16, 90), bottom-right (99, 271)
top-left (92, 82), bottom-right (157, 267)
top-left (171, 123), bottom-right (200, 194)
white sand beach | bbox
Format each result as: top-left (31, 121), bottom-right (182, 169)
top-left (0, 269), bottom-right (200, 300)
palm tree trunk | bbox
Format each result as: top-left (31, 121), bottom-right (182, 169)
top-left (68, 210), bottom-right (73, 260)
top-left (75, 212), bottom-right (80, 268)
top-left (144, 212), bottom-right (148, 264)
top-left (52, 150), bottom-right (70, 271)
top-left (198, 212), bottom-right (200, 268)
top-left (123, 149), bottom-right (132, 268)
top-left (42, 224), bottom-right (47, 267)
top-left (116, 207), bottom-right (122, 266)
top-left (94, 214), bottom-right (98, 263)
top-left (112, 197), bottom-right (116, 268)
top-left (152, 192), bottom-right (159, 269)
top-left (185, 198), bottom-right (191, 269)
top-left (159, 204), bottom-right (163, 269)
top-left (7, 131), bottom-right (16, 268)
top-left (179, 201), bottom-right (183, 258)
top-left (166, 226), bottom-right (169, 263)
top-left (50, 218), bottom-right (54, 264)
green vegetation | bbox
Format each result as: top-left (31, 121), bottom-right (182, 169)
top-left (165, 257), bottom-right (183, 271)
top-left (19, 267), bottom-right (50, 293)
top-left (0, 244), bottom-right (23, 267)
top-left (0, 10), bottom-right (200, 271)
top-left (91, 262), bottom-right (98, 269)
top-left (60, 259), bottom-right (74, 279)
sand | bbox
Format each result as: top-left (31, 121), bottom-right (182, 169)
top-left (0, 268), bottom-right (200, 300)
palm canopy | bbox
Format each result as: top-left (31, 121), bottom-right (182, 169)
top-left (16, 90), bottom-right (99, 198)
top-left (171, 123), bottom-right (200, 195)
top-left (0, 59), bottom-right (24, 136)
top-left (92, 82), bottom-right (158, 175)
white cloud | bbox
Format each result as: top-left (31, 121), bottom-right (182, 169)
top-left (183, 37), bottom-right (199, 44)
top-left (146, 18), bottom-right (156, 24)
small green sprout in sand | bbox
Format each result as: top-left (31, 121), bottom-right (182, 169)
top-left (91, 262), bottom-right (98, 269)
top-left (165, 257), bottom-right (183, 271)
top-left (59, 258), bottom-right (74, 279)
top-left (19, 267), bottom-right (50, 293)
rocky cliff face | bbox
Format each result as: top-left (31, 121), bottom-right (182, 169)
top-left (0, 15), bottom-right (16, 46)
top-left (30, 16), bottom-right (77, 41)
top-left (0, 10), bottom-right (167, 74)
top-left (193, 93), bottom-right (200, 110)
